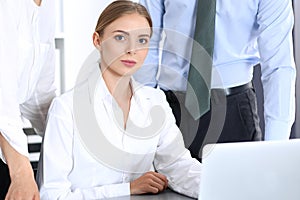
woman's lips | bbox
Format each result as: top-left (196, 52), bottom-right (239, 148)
top-left (121, 60), bottom-right (137, 67)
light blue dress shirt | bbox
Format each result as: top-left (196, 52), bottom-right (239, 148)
top-left (134, 0), bottom-right (296, 140)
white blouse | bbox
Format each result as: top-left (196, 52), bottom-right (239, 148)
top-left (0, 0), bottom-right (56, 160)
top-left (37, 61), bottom-right (201, 199)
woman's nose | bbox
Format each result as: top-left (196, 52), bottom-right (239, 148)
top-left (126, 40), bottom-right (137, 55)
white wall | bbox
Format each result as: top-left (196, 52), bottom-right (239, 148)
top-left (62, 0), bottom-right (111, 91)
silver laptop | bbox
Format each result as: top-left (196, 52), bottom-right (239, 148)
top-left (198, 139), bottom-right (300, 200)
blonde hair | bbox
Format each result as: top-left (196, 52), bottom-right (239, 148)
top-left (95, 0), bottom-right (152, 37)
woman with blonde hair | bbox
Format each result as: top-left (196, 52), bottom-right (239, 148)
top-left (37, 1), bottom-right (201, 199)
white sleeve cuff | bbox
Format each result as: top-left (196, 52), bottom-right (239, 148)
top-left (98, 182), bottom-right (131, 198)
top-left (0, 119), bottom-right (29, 160)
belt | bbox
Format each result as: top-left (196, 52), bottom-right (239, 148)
top-left (162, 82), bottom-right (253, 98)
top-left (222, 82), bottom-right (253, 96)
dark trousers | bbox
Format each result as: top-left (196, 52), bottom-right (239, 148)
top-left (163, 86), bottom-right (262, 162)
top-left (0, 159), bottom-right (10, 199)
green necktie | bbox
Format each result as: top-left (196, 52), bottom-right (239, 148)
top-left (185, 0), bottom-right (216, 119)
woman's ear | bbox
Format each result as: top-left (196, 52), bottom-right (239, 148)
top-left (93, 32), bottom-right (102, 50)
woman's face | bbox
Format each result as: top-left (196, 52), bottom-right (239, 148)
top-left (97, 13), bottom-right (151, 77)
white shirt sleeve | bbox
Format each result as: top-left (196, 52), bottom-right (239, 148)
top-left (257, 0), bottom-right (296, 140)
top-left (38, 96), bottom-right (131, 199)
top-left (153, 90), bottom-right (201, 198)
top-left (0, 1), bottom-right (29, 160)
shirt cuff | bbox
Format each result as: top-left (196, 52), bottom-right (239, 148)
top-left (264, 120), bottom-right (291, 141)
top-left (98, 182), bottom-right (131, 198)
top-left (0, 119), bottom-right (29, 161)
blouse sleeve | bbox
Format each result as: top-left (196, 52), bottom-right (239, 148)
top-left (0, 1), bottom-right (29, 160)
top-left (153, 90), bottom-right (201, 198)
top-left (38, 96), bottom-right (131, 199)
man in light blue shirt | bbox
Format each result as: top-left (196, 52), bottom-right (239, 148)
top-left (134, 0), bottom-right (296, 160)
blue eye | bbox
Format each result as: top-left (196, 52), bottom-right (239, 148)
top-left (114, 35), bottom-right (125, 41)
top-left (138, 38), bottom-right (148, 45)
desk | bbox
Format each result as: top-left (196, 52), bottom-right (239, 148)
top-left (107, 189), bottom-right (196, 200)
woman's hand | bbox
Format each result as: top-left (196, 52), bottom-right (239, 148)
top-left (130, 171), bottom-right (168, 195)
top-left (6, 166), bottom-right (40, 200)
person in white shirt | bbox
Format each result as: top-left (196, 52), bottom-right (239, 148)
top-left (0, 0), bottom-right (56, 199)
top-left (134, 0), bottom-right (296, 160)
top-left (37, 1), bottom-right (201, 199)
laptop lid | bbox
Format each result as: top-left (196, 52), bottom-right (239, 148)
top-left (198, 139), bottom-right (300, 200)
